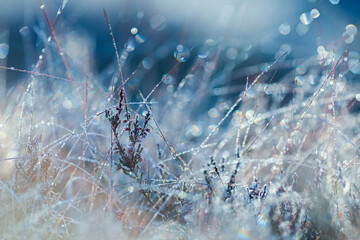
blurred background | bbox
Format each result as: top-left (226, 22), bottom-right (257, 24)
top-left (0, 0), bottom-right (359, 92)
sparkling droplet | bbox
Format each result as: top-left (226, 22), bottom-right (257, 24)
top-left (197, 47), bottom-right (209, 58)
top-left (346, 24), bottom-right (357, 36)
top-left (257, 214), bottom-right (268, 226)
top-left (310, 9), bottom-right (320, 18)
top-left (130, 27), bottom-right (138, 35)
top-left (279, 23), bottom-right (291, 35)
top-left (128, 186), bottom-right (134, 193)
top-left (245, 110), bottom-right (254, 122)
top-left (135, 34), bottom-right (145, 43)
top-left (174, 45), bottom-right (190, 62)
top-left (40, 4), bottom-right (45, 9)
top-left (125, 40), bottom-right (135, 52)
top-left (296, 65), bottom-right (307, 75)
top-left (300, 12), bottom-right (312, 25)
top-left (356, 94), bottom-right (360, 101)
top-left (329, 0), bottom-right (340, 4)
top-left (19, 26), bottom-right (30, 37)
top-left (309, 75), bottom-right (316, 85)
top-left (0, 43), bottom-right (9, 59)
top-left (295, 76), bottom-right (304, 85)
top-left (186, 124), bottom-right (202, 137)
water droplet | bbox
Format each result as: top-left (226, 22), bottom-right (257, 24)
top-left (174, 45), bottom-right (190, 62)
top-left (0, 43), bottom-right (9, 59)
top-left (137, 11), bottom-right (144, 19)
top-left (208, 108), bottom-right (220, 118)
top-left (163, 74), bottom-right (175, 84)
top-left (130, 27), bottom-right (138, 35)
top-left (309, 75), bottom-right (316, 85)
top-left (279, 23), bottom-right (291, 35)
top-left (300, 12), bottom-right (312, 25)
top-left (40, 4), bottom-right (45, 9)
top-left (349, 59), bottom-right (360, 74)
top-left (63, 99), bottom-right (72, 109)
top-left (128, 186), bottom-right (134, 193)
top-left (257, 214), bottom-right (268, 226)
top-left (186, 124), bottom-right (202, 137)
top-left (142, 57), bottom-right (154, 69)
top-left (19, 26), bottom-right (29, 37)
top-left (125, 40), bottom-right (135, 52)
top-left (135, 33), bottom-right (145, 43)
top-left (343, 31), bottom-right (354, 44)
top-left (120, 50), bottom-right (128, 63)
top-left (356, 94), bottom-right (360, 101)
top-left (346, 24), bottom-right (357, 36)
top-left (226, 48), bottom-right (237, 60)
top-left (295, 76), bottom-right (304, 85)
top-left (296, 23), bottom-right (309, 35)
top-left (245, 110), bottom-right (254, 122)
top-left (329, 0), bottom-right (340, 4)
top-left (205, 39), bottom-right (217, 47)
top-left (150, 15), bottom-right (167, 31)
top-left (310, 9), bottom-right (320, 18)
top-left (317, 46), bottom-right (326, 54)
top-left (296, 65), bottom-right (307, 75)
top-left (198, 47), bottom-right (209, 58)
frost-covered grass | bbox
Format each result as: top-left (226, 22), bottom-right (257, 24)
top-left (1, 0), bottom-right (360, 239)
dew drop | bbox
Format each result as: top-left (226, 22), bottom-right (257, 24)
top-left (120, 50), bottom-right (128, 63)
top-left (135, 33), bottom-right (146, 43)
top-left (40, 4), bottom-right (45, 9)
top-left (63, 99), bottom-right (72, 109)
top-left (300, 12), bottom-right (312, 25)
top-left (257, 214), bottom-right (268, 226)
top-left (356, 94), bottom-right (360, 101)
top-left (186, 124), bottom-right (202, 137)
top-left (208, 108), bottom-right (220, 118)
top-left (279, 23), bottom-right (291, 35)
top-left (142, 57), bottom-right (154, 69)
top-left (128, 186), bottom-right (134, 193)
top-left (197, 47), bottom-right (209, 58)
top-left (296, 23), bottom-right (309, 35)
top-left (226, 48), bottom-right (237, 60)
top-left (346, 24), bottom-right (357, 36)
top-left (245, 110), bottom-right (254, 122)
top-left (343, 31), bottom-right (354, 44)
top-left (0, 43), bottom-right (9, 59)
top-left (125, 40), bottom-right (135, 52)
top-left (296, 65), bottom-right (307, 75)
top-left (295, 76), bottom-right (304, 85)
top-left (130, 27), bottom-right (138, 35)
top-left (309, 75), bottom-right (316, 85)
top-left (174, 45), bottom-right (190, 62)
top-left (349, 59), bottom-right (360, 74)
top-left (310, 9), bottom-right (320, 19)
top-left (19, 26), bottom-right (30, 37)
top-left (329, 0), bottom-right (340, 4)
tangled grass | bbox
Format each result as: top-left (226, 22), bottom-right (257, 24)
top-left (1, 0), bottom-right (360, 239)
